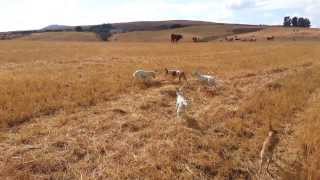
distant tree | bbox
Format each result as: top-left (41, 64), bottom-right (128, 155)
top-left (291, 17), bottom-right (298, 27)
top-left (283, 16), bottom-right (292, 27)
top-left (297, 17), bottom-right (305, 27)
top-left (284, 16), bottom-right (311, 28)
top-left (304, 18), bottom-right (311, 28)
top-left (75, 26), bottom-right (83, 32)
top-left (89, 24), bottom-right (113, 41)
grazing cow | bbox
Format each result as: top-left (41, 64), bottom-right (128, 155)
top-left (171, 34), bottom-right (183, 43)
top-left (192, 37), bottom-right (200, 42)
top-left (164, 68), bottom-right (187, 82)
top-left (250, 37), bottom-right (257, 42)
top-left (225, 37), bottom-right (234, 42)
top-left (267, 36), bottom-right (275, 41)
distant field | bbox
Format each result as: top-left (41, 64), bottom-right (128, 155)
top-left (19, 32), bottom-right (100, 42)
top-left (0, 40), bottom-right (319, 179)
top-left (234, 27), bottom-right (320, 41)
top-left (111, 24), bottom-right (262, 42)
top-left (3, 20), bottom-right (320, 43)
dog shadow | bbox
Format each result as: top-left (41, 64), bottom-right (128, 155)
top-left (183, 115), bottom-right (203, 133)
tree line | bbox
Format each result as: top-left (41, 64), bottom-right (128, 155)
top-left (75, 24), bottom-right (113, 41)
top-left (283, 16), bottom-right (311, 28)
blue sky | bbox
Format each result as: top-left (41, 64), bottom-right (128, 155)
top-left (1, 0), bottom-right (319, 31)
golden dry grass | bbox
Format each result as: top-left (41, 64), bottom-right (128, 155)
top-left (19, 32), bottom-right (100, 42)
top-left (0, 40), bottom-right (319, 179)
top-left (110, 24), bottom-right (261, 42)
top-left (235, 27), bottom-right (320, 41)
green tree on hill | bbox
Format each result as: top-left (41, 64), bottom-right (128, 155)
top-left (283, 16), bottom-right (292, 27)
top-left (75, 26), bottom-right (83, 32)
top-left (89, 24), bottom-right (113, 41)
top-left (291, 17), bottom-right (298, 27)
top-left (304, 18), bottom-right (311, 28)
top-left (283, 16), bottom-right (311, 28)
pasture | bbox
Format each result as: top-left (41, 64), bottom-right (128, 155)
top-left (0, 40), bottom-right (319, 179)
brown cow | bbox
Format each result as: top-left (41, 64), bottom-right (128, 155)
top-left (267, 36), bottom-right (275, 41)
top-left (225, 37), bottom-right (234, 42)
top-left (171, 34), bottom-right (183, 43)
top-left (192, 37), bottom-right (200, 42)
top-left (234, 36), bottom-right (241, 41)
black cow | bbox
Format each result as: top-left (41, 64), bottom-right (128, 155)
top-left (171, 34), bottom-right (183, 43)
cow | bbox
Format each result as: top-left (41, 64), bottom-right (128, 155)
top-left (234, 36), bottom-right (241, 41)
top-left (225, 37), bottom-right (234, 42)
top-left (192, 37), bottom-right (200, 42)
top-left (267, 36), bottom-right (275, 41)
top-left (250, 37), bottom-right (257, 42)
top-left (171, 34), bottom-right (183, 43)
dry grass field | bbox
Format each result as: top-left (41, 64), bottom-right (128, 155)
top-left (0, 40), bottom-right (319, 179)
top-left (110, 24), bottom-right (262, 42)
top-left (19, 32), bottom-right (100, 42)
top-left (234, 27), bottom-right (320, 41)
top-left (111, 26), bottom-right (320, 43)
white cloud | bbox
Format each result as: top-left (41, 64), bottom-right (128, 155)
top-left (227, 0), bottom-right (256, 10)
top-left (0, 0), bottom-right (319, 31)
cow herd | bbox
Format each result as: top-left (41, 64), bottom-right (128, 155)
top-left (224, 35), bottom-right (274, 42)
top-left (171, 34), bottom-right (202, 43)
top-left (224, 35), bottom-right (276, 42)
top-left (171, 33), bottom-right (275, 43)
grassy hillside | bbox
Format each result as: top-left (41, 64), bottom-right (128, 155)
top-left (0, 41), bottom-right (319, 179)
top-left (111, 20), bottom-right (214, 32)
top-left (231, 27), bottom-right (320, 41)
top-left (111, 24), bottom-right (263, 42)
top-left (19, 32), bottom-right (100, 42)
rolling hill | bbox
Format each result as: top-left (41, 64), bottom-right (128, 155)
top-left (42, 25), bottom-right (74, 31)
top-left (2, 20), bottom-right (320, 42)
top-left (110, 24), bottom-right (263, 42)
top-left (111, 20), bottom-right (214, 32)
top-left (229, 27), bottom-right (320, 41)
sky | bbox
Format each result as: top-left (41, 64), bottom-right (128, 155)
top-left (1, 0), bottom-right (319, 31)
